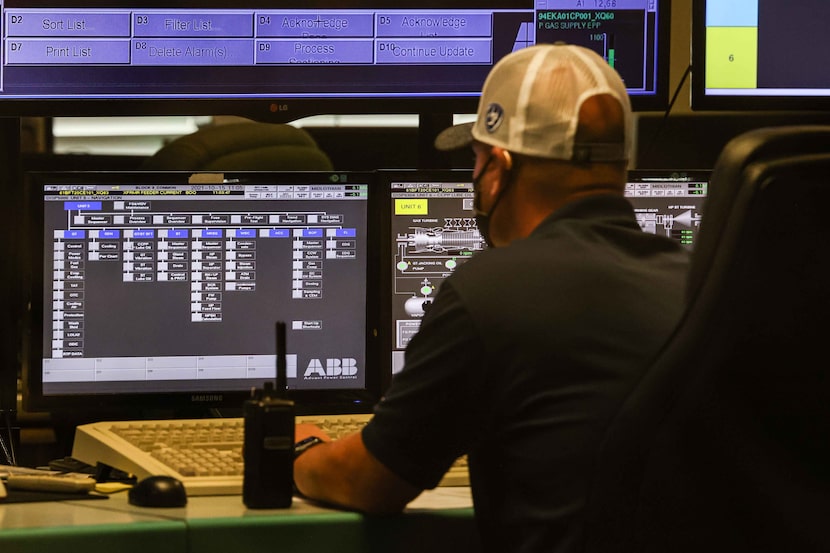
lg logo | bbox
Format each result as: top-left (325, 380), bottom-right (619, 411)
top-left (304, 358), bottom-right (359, 377)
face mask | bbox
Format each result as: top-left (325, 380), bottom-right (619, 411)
top-left (472, 154), bottom-right (510, 248)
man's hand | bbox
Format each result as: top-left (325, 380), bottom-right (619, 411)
top-left (293, 423), bottom-right (422, 514)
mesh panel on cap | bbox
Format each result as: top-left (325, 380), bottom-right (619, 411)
top-left (470, 44), bottom-right (632, 162)
top-left (522, 48), bottom-right (587, 158)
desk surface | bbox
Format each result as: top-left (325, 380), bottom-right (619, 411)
top-left (1, 488), bottom-right (478, 553)
top-left (0, 495), bottom-right (186, 553)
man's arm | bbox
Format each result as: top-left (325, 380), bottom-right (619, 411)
top-left (294, 423), bottom-right (422, 514)
top-left (292, 283), bottom-right (483, 513)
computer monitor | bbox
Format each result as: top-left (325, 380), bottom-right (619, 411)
top-left (379, 168), bottom-right (708, 375)
top-left (0, 0), bottom-right (671, 118)
top-left (625, 170), bottom-right (709, 249)
top-left (692, 0), bottom-right (830, 110)
top-left (380, 170), bottom-right (484, 375)
top-left (22, 170), bottom-right (381, 415)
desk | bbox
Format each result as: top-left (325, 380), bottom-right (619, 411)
top-left (0, 497), bottom-right (186, 553)
top-left (1, 488), bottom-right (478, 553)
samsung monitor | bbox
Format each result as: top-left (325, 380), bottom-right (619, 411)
top-left (0, 0), bottom-right (671, 118)
top-left (22, 170), bottom-right (381, 415)
top-left (692, 0), bottom-right (830, 110)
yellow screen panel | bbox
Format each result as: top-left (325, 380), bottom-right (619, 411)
top-left (706, 27), bottom-right (758, 89)
top-left (395, 198), bottom-right (429, 215)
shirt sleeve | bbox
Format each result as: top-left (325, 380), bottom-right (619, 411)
top-left (362, 281), bottom-right (488, 490)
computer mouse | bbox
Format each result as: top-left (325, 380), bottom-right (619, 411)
top-left (128, 475), bottom-right (187, 508)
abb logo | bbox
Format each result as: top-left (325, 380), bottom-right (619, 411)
top-left (304, 358), bottom-right (359, 377)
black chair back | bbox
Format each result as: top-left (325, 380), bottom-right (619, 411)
top-left (584, 126), bottom-right (830, 553)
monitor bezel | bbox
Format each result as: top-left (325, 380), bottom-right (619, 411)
top-left (22, 170), bottom-right (383, 416)
top-left (691, 0), bottom-right (830, 111)
top-left (0, 0), bottom-right (672, 117)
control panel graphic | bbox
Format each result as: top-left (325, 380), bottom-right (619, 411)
top-left (625, 175), bottom-right (708, 250)
top-left (388, 172), bottom-right (708, 374)
top-left (389, 180), bottom-right (485, 373)
top-left (39, 180), bottom-right (370, 392)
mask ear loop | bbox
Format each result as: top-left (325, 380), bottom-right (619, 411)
top-left (501, 150), bottom-right (513, 171)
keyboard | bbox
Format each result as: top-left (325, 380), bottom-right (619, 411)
top-left (72, 414), bottom-right (469, 496)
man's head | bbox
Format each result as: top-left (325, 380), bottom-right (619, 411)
top-left (435, 44), bottom-right (633, 247)
top-left (435, 43), bottom-right (632, 162)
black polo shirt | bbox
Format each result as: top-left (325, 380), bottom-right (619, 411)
top-left (363, 194), bottom-right (690, 553)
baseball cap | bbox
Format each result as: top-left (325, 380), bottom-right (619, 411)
top-left (434, 43), bottom-right (633, 162)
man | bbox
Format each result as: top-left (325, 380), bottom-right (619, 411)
top-left (294, 43), bottom-right (690, 552)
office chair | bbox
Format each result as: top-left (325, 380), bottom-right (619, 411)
top-left (140, 121), bottom-right (334, 171)
top-left (583, 126), bottom-right (830, 553)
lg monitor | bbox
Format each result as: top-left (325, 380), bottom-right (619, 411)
top-left (0, 0), bottom-right (671, 118)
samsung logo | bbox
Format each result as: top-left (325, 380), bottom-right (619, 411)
top-left (190, 394), bottom-right (223, 402)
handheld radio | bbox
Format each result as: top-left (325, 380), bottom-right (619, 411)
top-left (242, 321), bottom-right (295, 508)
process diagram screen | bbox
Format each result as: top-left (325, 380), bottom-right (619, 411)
top-left (389, 177), bottom-right (485, 374)
top-left (626, 172), bottom-right (709, 250)
top-left (387, 170), bottom-right (708, 375)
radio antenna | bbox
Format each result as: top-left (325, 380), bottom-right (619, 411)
top-left (276, 321), bottom-right (287, 397)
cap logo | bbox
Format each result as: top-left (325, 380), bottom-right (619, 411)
top-left (484, 103), bottom-right (504, 134)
